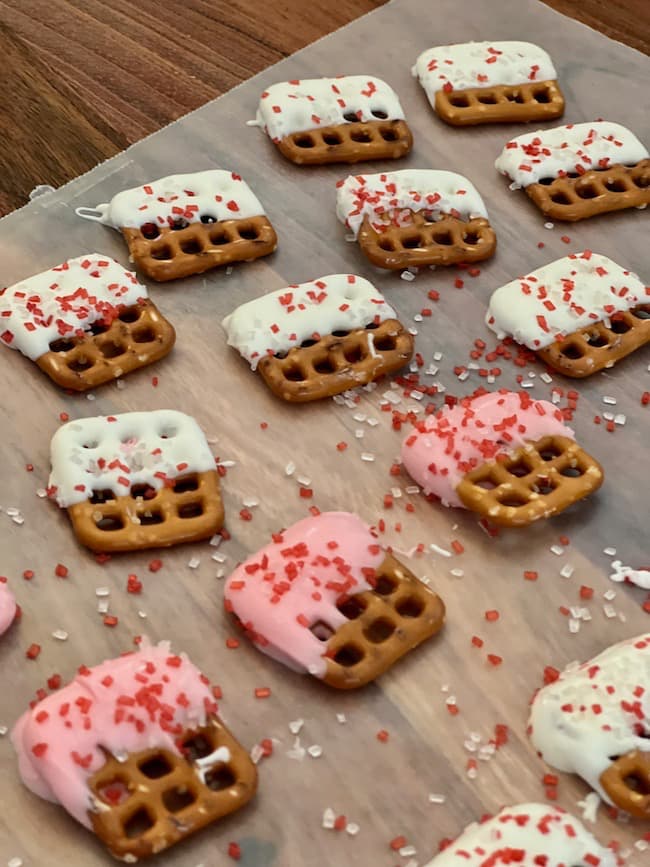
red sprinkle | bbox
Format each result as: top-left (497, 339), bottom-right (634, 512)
top-left (487, 654), bottom-right (503, 667)
top-left (451, 540), bottom-right (464, 555)
top-left (54, 563), bottom-right (68, 578)
top-left (390, 836), bottom-right (407, 851)
top-left (227, 842), bottom-right (242, 860)
top-left (255, 687), bottom-right (271, 699)
top-left (485, 610), bottom-right (500, 622)
top-left (471, 635), bottom-right (484, 648)
top-left (26, 643), bottom-right (41, 660)
top-left (579, 585), bottom-right (594, 600)
top-left (334, 815), bottom-right (347, 831)
top-left (524, 570), bottom-right (538, 581)
top-left (103, 615), bottom-right (118, 628)
top-left (336, 442), bottom-right (348, 451)
top-left (299, 487), bottom-right (313, 499)
top-left (226, 638), bottom-right (240, 649)
top-left (376, 729), bottom-right (389, 742)
top-left (148, 559), bottom-right (163, 573)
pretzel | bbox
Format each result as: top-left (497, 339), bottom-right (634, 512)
top-left (486, 251), bottom-right (650, 378)
top-left (89, 716), bottom-right (257, 860)
top-left (336, 169), bottom-right (495, 269)
top-left (0, 255), bottom-right (174, 391)
top-left (224, 512), bottom-right (445, 689)
top-left (456, 435), bottom-right (603, 527)
top-left (529, 633), bottom-right (650, 814)
top-left (223, 274), bottom-right (414, 402)
top-left (495, 122), bottom-right (650, 221)
top-left (413, 41), bottom-right (564, 127)
top-left (75, 170), bottom-right (277, 282)
top-left (401, 390), bottom-right (603, 524)
top-left (253, 76), bottom-right (412, 165)
top-left (48, 410), bottom-right (223, 552)
top-left (11, 641), bottom-right (256, 860)
top-left (422, 803), bottom-right (619, 867)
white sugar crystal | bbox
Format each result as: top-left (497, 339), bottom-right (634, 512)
top-left (614, 413), bottom-right (626, 425)
top-left (457, 370), bottom-right (469, 382)
top-left (36, 488), bottom-right (47, 498)
top-left (603, 604), bottom-right (617, 619)
top-left (307, 744), bottom-right (323, 758)
top-left (209, 534), bottom-right (222, 547)
top-left (250, 743), bottom-right (265, 764)
top-left (8, 858), bottom-right (24, 867)
top-left (391, 488), bottom-right (402, 499)
top-left (426, 364), bottom-right (439, 376)
top-left (138, 611), bottom-right (147, 619)
top-left (603, 589), bottom-right (617, 601)
top-left (544, 221), bottom-right (554, 229)
top-left (7, 506), bottom-right (22, 517)
top-left (560, 564), bottom-right (574, 578)
top-left (433, 351), bottom-right (443, 361)
top-left (410, 390), bottom-right (424, 401)
top-left (603, 546), bottom-right (617, 556)
top-left (286, 737), bottom-right (306, 761)
top-left (450, 568), bottom-right (464, 578)
top-left (428, 793), bottom-right (446, 804)
top-left (401, 270), bottom-right (416, 282)
top-left (322, 807), bottom-right (336, 829)
top-left (187, 557), bottom-right (200, 569)
top-left (211, 552), bottom-right (227, 563)
top-left (400, 845), bottom-right (417, 857)
top-left (414, 313), bottom-right (423, 322)
top-left (445, 695), bottom-right (457, 706)
top-left (353, 412), bottom-right (366, 422)
top-left (549, 545), bottom-right (564, 556)
top-left (216, 459), bottom-right (235, 468)
top-left (289, 718), bottom-right (304, 735)
top-left (430, 543), bottom-right (451, 557)
top-left (540, 372), bottom-right (553, 383)
top-left (86, 393), bottom-right (96, 401)
top-left (354, 429), bottom-right (364, 439)
top-left (346, 822), bottom-right (360, 836)
top-left (52, 629), bottom-right (68, 641)
top-left (11, 514), bottom-right (24, 525)
top-left (361, 453), bottom-right (375, 462)
top-left (366, 417), bottom-right (379, 427)
top-left (336, 713), bottom-right (347, 724)
top-left (95, 587), bottom-right (110, 597)
top-left (521, 380), bottom-right (534, 389)
top-left (285, 461), bottom-right (296, 476)
top-left (602, 395), bottom-right (617, 405)
top-left (242, 497), bottom-right (259, 508)
top-left (487, 375), bottom-right (495, 384)
top-left (405, 485), bottom-right (419, 494)
top-left (296, 475), bottom-right (311, 486)
top-left (466, 766), bottom-right (478, 779)
top-left (464, 739), bottom-right (478, 753)
top-left (577, 791), bottom-right (601, 823)
top-left (0, 725), bottom-right (8, 736)
top-left (603, 411), bottom-right (614, 421)
top-left (569, 618), bottom-right (580, 633)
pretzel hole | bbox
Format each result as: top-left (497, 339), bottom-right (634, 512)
top-left (178, 502), bottom-right (204, 519)
top-left (381, 128), bottom-right (398, 141)
top-left (124, 807), bottom-right (155, 839)
top-left (332, 329), bottom-right (350, 337)
top-left (323, 132), bottom-right (343, 145)
top-left (90, 489), bottom-right (115, 503)
top-left (67, 356), bottom-right (94, 372)
top-left (433, 231), bottom-right (453, 245)
top-left (402, 234), bottom-right (423, 249)
top-left (96, 778), bottom-right (131, 806)
top-left (506, 92), bottom-right (526, 103)
top-left (163, 786), bottom-right (196, 813)
top-left (173, 475), bottom-right (199, 493)
top-left (314, 357), bottom-right (336, 374)
top-left (632, 305), bottom-right (650, 320)
top-left (170, 218), bottom-right (189, 230)
top-left (610, 316), bottom-right (631, 334)
top-left (397, 595), bottom-right (425, 618)
top-left (98, 340), bottom-right (126, 358)
top-left (205, 764), bottom-right (236, 791)
top-left (504, 459), bottom-right (532, 478)
top-left (449, 94), bottom-right (470, 107)
top-left (477, 94), bottom-right (497, 104)
top-left (130, 483), bottom-right (156, 500)
top-left (374, 335), bottom-right (397, 351)
top-left (363, 618), bottom-right (395, 643)
top-left (209, 230), bottom-right (230, 245)
top-left (49, 338), bottom-right (76, 353)
top-left (623, 773), bottom-right (650, 794)
top-left (283, 365), bottom-right (306, 382)
top-left (463, 231), bottom-right (480, 245)
top-left (550, 192), bottom-right (572, 205)
top-left (151, 244), bottom-right (173, 260)
top-left (378, 237), bottom-right (395, 251)
top-left (294, 134), bottom-right (315, 148)
top-left (531, 476), bottom-right (557, 495)
top-left (633, 173), bottom-right (649, 188)
top-left (96, 515), bottom-right (124, 531)
top-left (343, 111), bottom-right (359, 123)
top-left (540, 444), bottom-right (563, 460)
top-left (337, 596), bottom-right (366, 619)
top-left (575, 183), bottom-right (598, 199)
top-left (496, 493), bottom-right (529, 507)
top-left (374, 574), bottom-right (397, 596)
top-left (140, 222), bottom-right (160, 240)
top-left (605, 178), bottom-right (628, 193)
top-left (560, 343), bottom-right (584, 359)
top-left (133, 327), bottom-right (156, 343)
top-left (365, 322), bottom-right (379, 330)
top-left (585, 331), bottom-right (609, 347)
top-left (181, 733), bottom-right (214, 761)
top-left (532, 87), bottom-right (551, 103)
top-left (475, 477), bottom-right (497, 490)
top-left (310, 620), bottom-right (334, 641)
top-left (159, 427), bottom-right (178, 439)
top-left (237, 224), bottom-right (259, 240)
top-left (344, 345), bottom-right (365, 363)
top-left (119, 307), bottom-right (141, 323)
top-left (350, 130), bottom-right (372, 143)
top-left (180, 239), bottom-right (203, 255)
top-left (139, 755), bottom-right (173, 779)
top-left (372, 108), bottom-right (388, 119)
top-left (333, 643), bottom-right (365, 667)
top-left (200, 214), bottom-right (217, 223)
top-left (560, 464), bottom-right (584, 478)
top-left (537, 177), bottom-right (554, 186)
top-left (139, 510), bottom-right (164, 525)
top-left (89, 321), bottom-right (109, 336)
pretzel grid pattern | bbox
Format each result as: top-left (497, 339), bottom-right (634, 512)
top-left (68, 470), bottom-right (224, 551)
top-left (358, 211), bottom-right (497, 269)
top-left (434, 80), bottom-right (565, 126)
top-left (257, 319), bottom-right (414, 402)
top-left (89, 716), bottom-right (257, 860)
top-left (600, 749), bottom-right (650, 819)
top-left (122, 216), bottom-right (277, 282)
top-left (537, 305), bottom-right (650, 377)
top-left (35, 300), bottom-right (175, 391)
top-left (277, 120), bottom-right (413, 165)
top-left (526, 159), bottom-right (650, 221)
top-left (456, 435), bottom-right (604, 527)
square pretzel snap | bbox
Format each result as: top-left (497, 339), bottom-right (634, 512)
top-left (413, 41), bottom-right (564, 127)
top-left (252, 75), bottom-right (412, 164)
top-left (48, 410), bottom-right (224, 552)
top-left (0, 254), bottom-right (175, 390)
top-left (11, 640), bottom-right (257, 860)
top-left (225, 511), bottom-right (445, 689)
top-left (76, 170), bottom-right (277, 281)
top-left (222, 274), bottom-right (414, 402)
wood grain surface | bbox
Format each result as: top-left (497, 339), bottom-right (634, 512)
top-left (0, 0), bottom-right (649, 865)
top-left (0, 0), bottom-right (648, 215)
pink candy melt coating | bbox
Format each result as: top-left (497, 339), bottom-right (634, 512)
top-left (11, 640), bottom-right (217, 828)
top-left (0, 581), bottom-right (17, 635)
top-left (401, 390), bottom-right (574, 508)
top-left (224, 511), bottom-right (385, 678)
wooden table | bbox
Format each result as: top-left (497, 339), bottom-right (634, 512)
top-left (0, 0), bottom-right (648, 216)
top-left (0, 0), bottom-right (649, 865)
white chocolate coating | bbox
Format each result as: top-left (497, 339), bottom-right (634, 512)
top-left (48, 410), bottom-right (215, 508)
top-left (495, 121), bottom-right (649, 187)
top-left (413, 41), bottom-right (557, 102)
top-left (222, 274), bottom-right (396, 368)
top-left (423, 802), bottom-right (617, 867)
top-left (254, 76), bottom-right (406, 141)
top-left (336, 169), bottom-right (489, 238)
top-left (486, 251), bottom-right (649, 349)
top-left (529, 634), bottom-right (650, 804)
top-left (0, 255), bottom-right (146, 362)
top-left (79, 170), bottom-right (266, 229)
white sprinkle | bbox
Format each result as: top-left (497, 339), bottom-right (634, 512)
top-left (391, 488), bottom-right (402, 499)
top-left (346, 822), bottom-right (360, 836)
top-left (366, 417), bottom-right (379, 427)
top-left (308, 744), bottom-right (323, 758)
top-left (209, 534), bottom-right (222, 547)
top-left (211, 552), bottom-right (227, 563)
top-left (430, 543), bottom-right (452, 558)
top-left (457, 370), bottom-right (469, 382)
top-left (478, 744), bottom-right (496, 760)
top-left (401, 270), bottom-right (416, 282)
top-left (285, 461), bottom-right (296, 476)
top-left (216, 460), bottom-right (236, 468)
top-left (0, 725), bottom-right (8, 736)
top-left (138, 610), bottom-right (147, 619)
top-left (381, 390), bottom-right (401, 405)
top-left (400, 845), bottom-right (417, 857)
top-left (36, 488), bottom-right (47, 498)
top-left (487, 375), bottom-right (495, 384)
top-left (467, 766), bottom-right (478, 779)
top-left (428, 793), bottom-right (446, 804)
top-left (544, 221), bottom-right (554, 229)
top-left (6, 507), bottom-right (20, 517)
top-left (603, 589), bottom-right (617, 601)
top-left (8, 858), bottom-right (24, 867)
top-left (296, 475), bottom-right (311, 486)
top-left (521, 380), bottom-right (534, 389)
top-left (360, 453), bottom-right (375, 463)
top-left (52, 629), bottom-right (68, 641)
top-left (577, 791), bottom-right (601, 823)
top-left (353, 412), bottom-right (366, 422)
top-left (603, 604), bottom-right (617, 619)
top-left (426, 364), bottom-right (439, 376)
top-left (450, 568), bottom-right (464, 578)
top-left (11, 515), bottom-right (24, 525)
top-left (97, 600), bottom-right (110, 614)
top-left (354, 429), bottom-right (364, 439)
top-left (433, 351), bottom-right (442, 362)
top-left (95, 587), bottom-right (110, 597)
top-left (560, 564), bottom-right (574, 578)
top-left (215, 569), bottom-right (225, 579)
top-left (410, 390), bottom-right (423, 401)
top-left (413, 313), bottom-right (423, 322)
top-left (286, 737), bottom-right (306, 761)
top-left (242, 497), bottom-right (259, 509)
top-left (464, 739), bottom-right (478, 753)
top-left (250, 743), bottom-right (265, 764)
top-left (569, 618), bottom-right (580, 634)
top-left (322, 807), bottom-right (336, 829)
top-left (445, 695), bottom-right (457, 706)
top-left (603, 547), bottom-right (617, 556)
top-left (602, 395), bottom-right (617, 405)
top-left (289, 718), bottom-right (304, 735)
top-left (549, 545), bottom-right (564, 556)
top-left (405, 485), bottom-right (419, 494)
top-left (540, 372), bottom-right (553, 384)
top-left (603, 411), bottom-right (614, 421)
top-left (551, 390), bottom-right (561, 405)
top-left (336, 713), bottom-right (347, 724)
top-left (86, 393), bottom-right (96, 401)
top-left (614, 413), bottom-right (626, 425)
top-left (187, 557), bottom-right (201, 569)
top-left (635, 839), bottom-right (649, 852)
